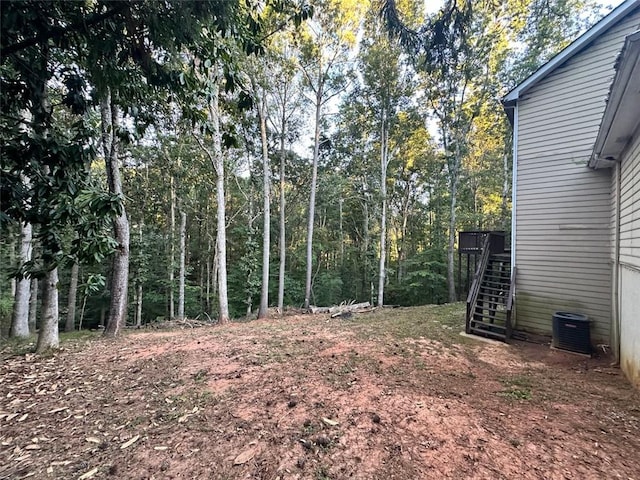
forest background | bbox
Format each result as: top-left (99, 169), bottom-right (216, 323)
top-left (0, 0), bottom-right (611, 351)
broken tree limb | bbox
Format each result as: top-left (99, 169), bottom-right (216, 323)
top-left (329, 302), bottom-right (370, 315)
top-left (309, 301), bottom-right (372, 316)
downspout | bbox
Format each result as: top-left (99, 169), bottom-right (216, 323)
top-left (612, 161), bottom-right (621, 365)
top-left (511, 105), bottom-right (518, 272)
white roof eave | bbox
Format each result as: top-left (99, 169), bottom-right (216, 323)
top-left (589, 30), bottom-right (640, 169)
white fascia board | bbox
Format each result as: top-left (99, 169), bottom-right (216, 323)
top-left (503, 0), bottom-right (640, 104)
top-left (590, 30), bottom-right (640, 169)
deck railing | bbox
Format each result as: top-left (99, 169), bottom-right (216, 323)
top-left (466, 234), bottom-right (491, 333)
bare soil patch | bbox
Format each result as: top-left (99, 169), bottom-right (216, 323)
top-left (1, 304), bottom-right (639, 479)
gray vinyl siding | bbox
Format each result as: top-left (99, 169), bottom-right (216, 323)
top-left (514, 7), bottom-right (640, 342)
top-left (619, 127), bottom-right (640, 387)
top-left (619, 131), bottom-right (640, 269)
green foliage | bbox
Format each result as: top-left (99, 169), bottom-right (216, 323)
top-left (0, 0), bottom-right (604, 325)
top-left (0, 293), bottom-right (13, 340)
top-left (506, 0), bottom-right (603, 87)
top-left (386, 252), bottom-right (448, 306)
top-left (313, 271), bottom-right (344, 307)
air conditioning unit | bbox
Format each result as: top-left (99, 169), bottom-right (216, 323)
top-left (552, 312), bottom-right (591, 355)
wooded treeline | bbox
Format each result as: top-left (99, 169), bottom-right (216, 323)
top-left (0, 0), bottom-right (602, 350)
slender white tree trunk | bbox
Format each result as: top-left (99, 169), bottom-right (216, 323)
top-left (36, 268), bottom-right (59, 353)
top-left (10, 222), bottom-right (33, 338)
top-left (64, 262), bottom-right (79, 332)
top-left (246, 181), bottom-right (255, 316)
top-left (206, 234), bottom-right (212, 313)
top-left (178, 211), bottom-right (186, 320)
top-left (101, 92), bottom-right (130, 337)
top-left (169, 175), bottom-right (176, 319)
top-left (136, 222), bottom-right (144, 327)
top-left (398, 191), bottom-right (411, 283)
top-left (447, 148), bottom-right (461, 303)
top-left (277, 108), bottom-right (287, 314)
top-left (135, 284), bottom-right (143, 327)
top-left (211, 238), bottom-right (219, 300)
top-left (209, 69), bottom-right (229, 323)
top-left (377, 112), bottom-right (389, 308)
top-left (304, 89), bottom-right (323, 310)
top-left (28, 278), bottom-right (38, 333)
top-left (339, 197), bottom-right (344, 266)
top-left (258, 95), bottom-right (270, 319)
top-left (362, 180), bottom-right (371, 301)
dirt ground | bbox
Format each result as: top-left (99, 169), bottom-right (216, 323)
top-left (1, 303), bottom-right (639, 480)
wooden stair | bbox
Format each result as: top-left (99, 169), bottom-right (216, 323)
top-left (468, 254), bottom-right (511, 340)
top-left (466, 233), bottom-right (515, 343)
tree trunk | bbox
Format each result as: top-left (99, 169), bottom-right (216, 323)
top-left (304, 89), bottom-right (323, 310)
top-left (339, 197), bottom-right (344, 266)
top-left (9, 239), bottom-right (16, 298)
top-left (10, 222), bottom-right (33, 338)
top-left (178, 210), bottom-right (186, 320)
top-left (168, 174), bottom-right (176, 319)
top-left (28, 278), bottom-right (38, 333)
top-left (136, 222), bottom-right (144, 328)
top-left (206, 235), bottom-right (212, 314)
top-left (377, 110), bottom-right (389, 308)
top-left (398, 186), bottom-right (411, 283)
top-left (277, 115), bottom-right (287, 314)
top-left (101, 92), bottom-right (130, 337)
top-left (64, 262), bottom-right (79, 332)
top-left (447, 152), bottom-right (460, 303)
top-left (136, 283), bottom-right (143, 327)
top-left (362, 180), bottom-right (371, 302)
top-left (36, 268), bottom-right (59, 353)
top-left (246, 180), bottom-right (255, 316)
top-left (258, 95), bottom-right (270, 319)
top-left (209, 68), bottom-right (230, 323)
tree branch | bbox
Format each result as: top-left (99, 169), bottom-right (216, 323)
top-left (1, 4), bottom-right (129, 57)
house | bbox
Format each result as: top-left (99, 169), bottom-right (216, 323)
top-left (502, 0), bottom-right (640, 387)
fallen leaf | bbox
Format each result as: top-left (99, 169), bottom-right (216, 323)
top-left (322, 417), bottom-right (339, 426)
top-left (120, 435), bottom-right (140, 449)
top-left (25, 444), bottom-right (41, 450)
top-left (86, 437), bottom-right (101, 444)
top-left (233, 447), bottom-right (257, 465)
top-left (154, 446), bottom-right (168, 451)
top-left (17, 414), bottom-right (28, 422)
top-left (78, 467), bottom-right (98, 479)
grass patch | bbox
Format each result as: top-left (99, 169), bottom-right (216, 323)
top-left (0, 335), bottom-right (36, 356)
top-left (60, 329), bottom-right (102, 343)
top-left (498, 375), bottom-right (533, 400)
top-left (347, 303), bottom-right (466, 343)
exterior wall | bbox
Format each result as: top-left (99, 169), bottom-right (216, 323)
top-left (514, 7), bottom-right (640, 342)
top-left (619, 130), bottom-right (640, 387)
